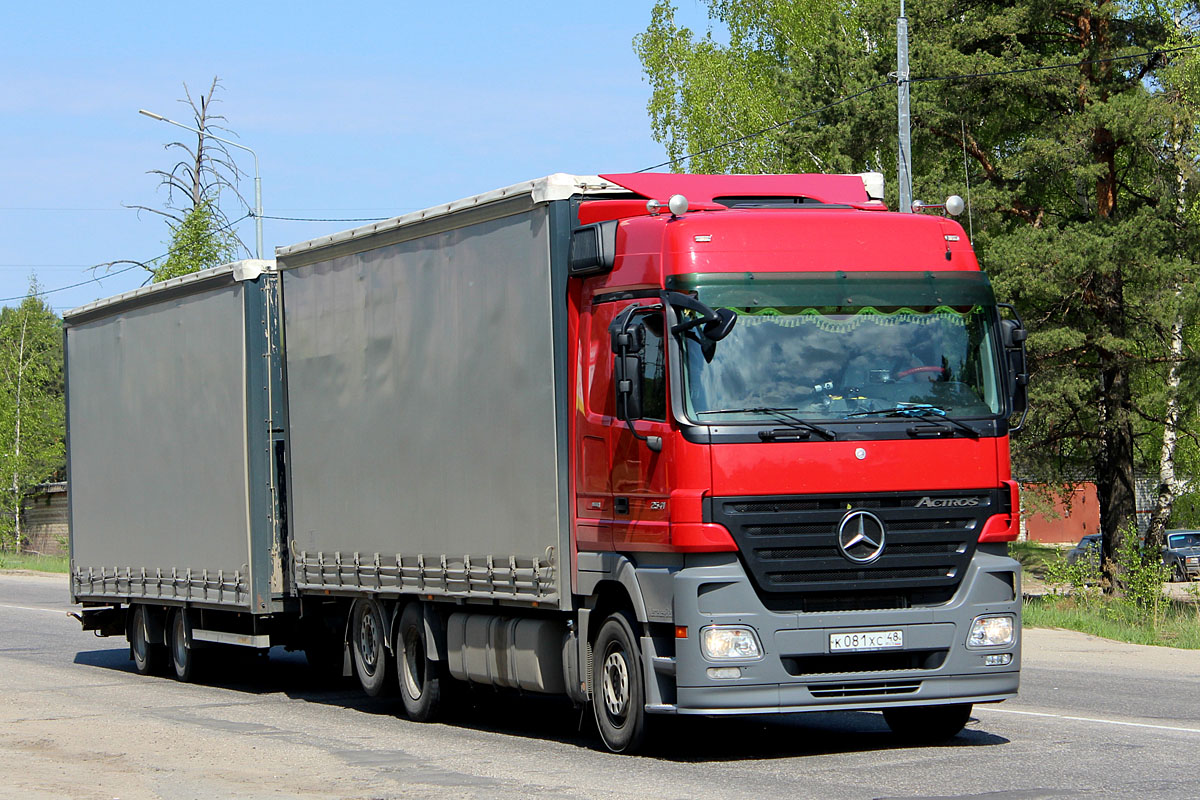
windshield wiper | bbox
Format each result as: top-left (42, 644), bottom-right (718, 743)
top-left (844, 403), bottom-right (979, 439)
top-left (697, 406), bottom-right (837, 441)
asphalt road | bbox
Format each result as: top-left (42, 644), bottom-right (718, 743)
top-left (2, 571), bottom-right (1199, 800)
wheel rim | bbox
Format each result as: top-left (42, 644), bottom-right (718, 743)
top-left (358, 607), bottom-right (380, 676)
top-left (172, 613), bottom-right (188, 667)
top-left (601, 648), bottom-right (630, 723)
top-left (132, 611), bottom-right (148, 663)
top-left (401, 626), bottom-right (425, 701)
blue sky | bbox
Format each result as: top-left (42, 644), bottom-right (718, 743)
top-left (0, 2), bottom-right (715, 313)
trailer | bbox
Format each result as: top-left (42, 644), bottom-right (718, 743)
top-left (70, 173), bottom-right (1027, 752)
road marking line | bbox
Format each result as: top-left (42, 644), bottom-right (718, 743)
top-left (980, 706), bottom-right (1200, 734)
top-left (0, 603), bottom-right (73, 617)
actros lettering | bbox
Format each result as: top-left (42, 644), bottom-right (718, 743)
top-left (916, 496), bottom-right (981, 508)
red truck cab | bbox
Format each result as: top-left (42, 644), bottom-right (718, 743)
top-left (567, 173), bottom-right (1025, 751)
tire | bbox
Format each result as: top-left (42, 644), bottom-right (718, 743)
top-left (591, 611), bottom-right (648, 753)
top-left (883, 703), bottom-right (972, 743)
top-left (1173, 564), bottom-right (1186, 583)
top-left (396, 602), bottom-right (444, 721)
top-left (168, 608), bottom-right (202, 682)
top-left (129, 605), bottom-right (165, 676)
top-left (351, 598), bottom-right (390, 697)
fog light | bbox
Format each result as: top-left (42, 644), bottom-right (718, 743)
top-left (968, 615), bottom-right (1015, 647)
top-left (984, 653), bottom-right (1013, 666)
top-left (707, 667), bottom-right (742, 680)
top-left (700, 626), bottom-right (762, 660)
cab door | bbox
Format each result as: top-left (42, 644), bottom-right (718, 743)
top-left (608, 305), bottom-right (673, 550)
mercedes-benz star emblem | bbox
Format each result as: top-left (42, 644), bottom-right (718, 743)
top-left (837, 510), bottom-right (887, 563)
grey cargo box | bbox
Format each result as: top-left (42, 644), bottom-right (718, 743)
top-left (275, 174), bottom-right (624, 610)
top-left (65, 260), bottom-right (286, 614)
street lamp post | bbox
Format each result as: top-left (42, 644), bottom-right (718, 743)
top-left (138, 108), bottom-right (263, 259)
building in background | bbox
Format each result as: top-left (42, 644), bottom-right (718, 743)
top-left (20, 482), bottom-right (68, 556)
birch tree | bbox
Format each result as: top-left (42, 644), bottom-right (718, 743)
top-left (0, 280), bottom-right (64, 551)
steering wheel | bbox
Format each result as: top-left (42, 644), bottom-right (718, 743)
top-left (895, 365), bottom-right (947, 381)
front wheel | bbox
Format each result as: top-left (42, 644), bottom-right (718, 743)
top-left (396, 602), bottom-right (444, 721)
top-left (1173, 564), bottom-right (1187, 583)
top-left (591, 611), bottom-right (647, 753)
top-left (883, 703), bottom-right (972, 743)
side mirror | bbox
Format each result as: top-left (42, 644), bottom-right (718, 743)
top-left (612, 324), bottom-right (645, 422)
top-left (998, 311), bottom-right (1029, 432)
top-left (609, 311), bottom-right (646, 422)
top-left (703, 307), bottom-right (737, 342)
top-left (607, 308), bottom-right (663, 452)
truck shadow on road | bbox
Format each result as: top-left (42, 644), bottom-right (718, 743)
top-left (73, 644), bottom-right (1009, 761)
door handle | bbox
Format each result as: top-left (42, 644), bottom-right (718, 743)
top-left (615, 497), bottom-right (630, 515)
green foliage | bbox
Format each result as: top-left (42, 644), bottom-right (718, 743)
top-left (1044, 548), bottom-right (1105, 609)
top-left (1113, 527), bottom-right (1172, 620)
top-left (154, 200), bottom-right (238, 282)
top-left (1023, 595), bottom-right (1200, 649)
top-left (634, 0), bottom-right (858, 172)
top-left (0, 552), bottom-right (69, 573)
top-left (0, 279), bottom-right (65, 551)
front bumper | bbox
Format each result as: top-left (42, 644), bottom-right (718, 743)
top-left (655, 547), bottom-right (1021, 715)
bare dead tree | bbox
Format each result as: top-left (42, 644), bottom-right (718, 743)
top-left (121, 77), bottom-right (251, 275)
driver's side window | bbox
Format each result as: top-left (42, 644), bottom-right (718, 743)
top-left (638, 311), bottom-right (666, 421)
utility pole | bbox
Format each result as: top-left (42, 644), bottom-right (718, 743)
top-left (897, 0), bottom-right (913, 213)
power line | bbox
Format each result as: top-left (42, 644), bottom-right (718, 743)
top-left (0, 213), bottom-right (252, 305)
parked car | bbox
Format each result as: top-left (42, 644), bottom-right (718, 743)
top-left (1163, 530), bottom-right (1200, 582)
top-left (1066, 533), bottom-right (1103, 568)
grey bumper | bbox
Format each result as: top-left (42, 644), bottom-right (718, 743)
top-left (658, 548), bottom-right (1021, 715)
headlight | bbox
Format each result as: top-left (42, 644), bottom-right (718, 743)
top-left (700, 626), bottom-right (762, 660)
top-left (1186, 557), bottom-right (1198, 566)
top-left (968, 615), bottom-right (1015, 648)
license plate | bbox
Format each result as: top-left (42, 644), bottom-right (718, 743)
top-left (829, 630), bottom-right (904, 652)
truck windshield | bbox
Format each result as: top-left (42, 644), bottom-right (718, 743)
top-left (668, 271), bottom-right (1004, 423)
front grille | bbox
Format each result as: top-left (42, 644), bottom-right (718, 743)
top-left (712, 489), bottom-right (1003, 609)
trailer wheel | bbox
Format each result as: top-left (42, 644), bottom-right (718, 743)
top-left (883, 703), bottom-right (972, 743)
top-left (351, 598), bottom-right (390, 696)
top-left (591, 611), bottom-right (647, 753)
top-left (396, 602), bottom-right (443, 721)
top-left (129, 605), bottom-right (165, 676)
top-left (168, 608), bottom-right (202, 682)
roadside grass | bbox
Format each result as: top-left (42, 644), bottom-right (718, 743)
top-left (1008, 540), bottom-right (1059, 581)
top-left (0, 552), bottom-right (69, 573)
top-left (1023, 594), bottom-right (1200, 649)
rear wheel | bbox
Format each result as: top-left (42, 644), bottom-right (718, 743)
top-left (396, 602), bottom-right (443, 721)
top-left (129, 605), bottom-right (165, 676)
top-left (883, 703), bottom-right (972, 743)
top-left (351, 598), bottom-right (390, 696)
top-left (591, 611), bottom-right (647, 753)
top-left (168, 608), bottom-right (203, 682)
